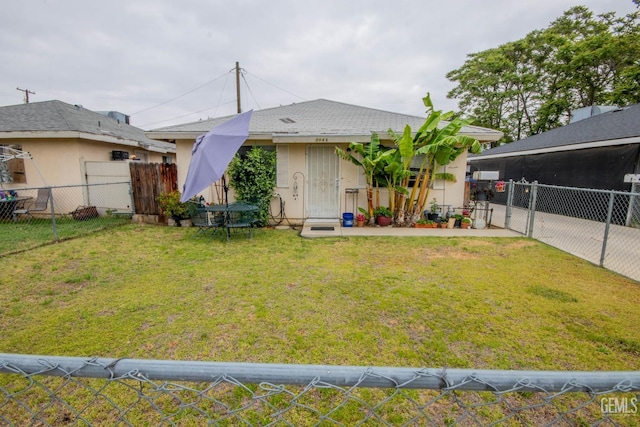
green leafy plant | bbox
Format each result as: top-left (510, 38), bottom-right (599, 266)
top-left (373, 206), bottom-right (392, 218)
top-left (435, 172), bottom-right (457, 182)
top-left (336, 133), bottom-right (391, 220)
top-left (358, 207), bottom-right (370, 219)
top-left (430, 198), bottom-right (439, 213)
top-left (387, 93), bottom-right (481, 225)
top-left (157, 190), bottom-right (190, 220)
top-left (228, 147), bottom-right (276, 226)
top-left (462, 217), bottom-right (472, 224)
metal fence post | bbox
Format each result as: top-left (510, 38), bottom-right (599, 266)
top-left (505, 179), bottom-right (513, 229)
top-left (626, 182), bottom-right (638, 227)
top-left (128, 181), bottom-right (135, 215)
top-left (527, 181), bottom-right (538, 238)
top-left (600, 191), bottom-right (615, 267)
top-left (47, 187), bottom-right (58, 242)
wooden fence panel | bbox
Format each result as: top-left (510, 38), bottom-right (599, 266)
top-left (129, 163), bottom-right (177, 215)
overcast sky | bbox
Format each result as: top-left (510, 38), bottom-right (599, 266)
top-left (1, 0), bottom-right (637, 130)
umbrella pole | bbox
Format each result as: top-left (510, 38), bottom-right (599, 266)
top-left (223, 175), bottom-right (229, 207)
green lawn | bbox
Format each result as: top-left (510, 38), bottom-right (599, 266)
top-left (0, 216), bottom-right (132, 256)
top-left (1, 224), bottom-right (638, 371)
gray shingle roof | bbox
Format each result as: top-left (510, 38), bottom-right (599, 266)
top-left (151, 99), bottom-right (503, 141)
top-left (0, 100), bottom-right (175, 153)
top-left (473, 103), bottom-right (640, 158)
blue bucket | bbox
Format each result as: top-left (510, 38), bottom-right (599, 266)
top-left (342, 212), bottom-right (354, 227)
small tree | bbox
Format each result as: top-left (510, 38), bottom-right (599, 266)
top-left (227, 147), bottom-right (276, 226)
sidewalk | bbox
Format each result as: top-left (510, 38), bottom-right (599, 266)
top-left (300, 220), bottom-right (523, 238)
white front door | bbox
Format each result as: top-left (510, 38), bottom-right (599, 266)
top-left (307, 145), bottom-right (340, 218)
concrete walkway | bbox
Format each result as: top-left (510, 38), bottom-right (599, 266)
top-left (300, 219), bottom-right (522, 238)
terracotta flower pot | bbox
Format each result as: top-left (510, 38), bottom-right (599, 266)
top-left (356, 220), bottom-right (365, 227)
top-left (376, 215), bottom-right (392, 227)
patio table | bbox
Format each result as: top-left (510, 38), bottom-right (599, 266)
top-left (205, 202), bottom-right (259, 241)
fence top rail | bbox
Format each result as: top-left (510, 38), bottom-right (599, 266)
top-left (48, 181), bottom-right (131, 190)
top-left (0, 182), bottom-right (131, 192)
top-left (1, 354), bottom-right (638, 393)
top-left (510, 181), bottom-right (637, 196)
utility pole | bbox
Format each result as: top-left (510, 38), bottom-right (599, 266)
top-left (16, 87), bottom-right (35, 103)
top-left (235, 62), bottom-right (241, 113)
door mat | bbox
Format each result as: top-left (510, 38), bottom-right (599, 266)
top-left (310, 226), bottom-right (335, 231)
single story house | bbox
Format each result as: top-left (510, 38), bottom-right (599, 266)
top-left (468, 103), bottom-right (640, 191)
top-left (0, 100), bottom-right (176, 216)
top-left (147, 99), bottom-right (503, 224)
top-left (0, 100), bottom-right (176, 189)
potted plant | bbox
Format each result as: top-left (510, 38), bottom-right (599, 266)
top-left (414, 218), bottom-right (429, 228)
top-left (427, 198), bottom-right (440, 221)
top-left (157, 190), bottom-right (191, 226)
top-left (373, 206), bottom-right (393, 226)
top-left (356, 213), bottom-right (366, 227)
top-left (461, 217), bottom-right (472, 229)
top-left (357, 207), bottom-right (373, 226)
top-left (452, 213), bottom-right (464, 228)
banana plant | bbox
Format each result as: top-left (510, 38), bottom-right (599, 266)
top-left (335, 133), bottom-right (389, 223)
top-left (388, 93), bottom-right (481, 224)
top-left (410, 95), bottom-right (481, 221)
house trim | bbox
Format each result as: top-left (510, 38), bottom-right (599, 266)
top-left (0, 131), bottom-right (171, 153)
top-left (470, 136), bottom-right (640, 161)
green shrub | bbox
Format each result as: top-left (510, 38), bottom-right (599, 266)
top-left (228, 147), bottom-right (276, 226)
top-left (157, 191), bottom-right (190, 220)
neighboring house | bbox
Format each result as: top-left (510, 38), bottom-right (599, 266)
top-left (468, 103), bottom-right (640, 191)
top-left (0, 100), bottom-right (176, 189)
top-left (147, 99), bottom-right (502, 223)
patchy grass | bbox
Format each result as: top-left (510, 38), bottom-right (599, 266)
top-left (1, 224), bottom-right (638, 372)
top-left (0, 216), bottom-right (131, 256)
top-left (2, 224), bottom-right (639, 425)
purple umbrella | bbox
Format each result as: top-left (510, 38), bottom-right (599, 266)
top-left (180, 110), bottom-right (253, 203)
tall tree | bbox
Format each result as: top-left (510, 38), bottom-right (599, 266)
top-left (447, 5), bottom-right (640, 143)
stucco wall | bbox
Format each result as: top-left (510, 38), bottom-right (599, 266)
top-left (335, 147), bottom-right (469, 217)
top-left (2, 138), bottom-right (174, 188)
top-left (175, 138), bottom-right (470, 224)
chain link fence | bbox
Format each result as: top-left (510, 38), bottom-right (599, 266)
top-left (491, 181), bottom-right (640, 282)
top-left (0, 182), bottom-right (134, 256)
top-left (1, 354), bottom-right (639, 426)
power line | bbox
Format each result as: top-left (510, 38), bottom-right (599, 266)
top-left (137, 99), bottom-right (237, 129)
top-left (244, 71), bottom-right (307, 102)
top-left (240, 70), bottom-right (261, 110)
top-left (130, 71), bottom-right (231, 116)
top-left (136, 65), bottom-right (307, 128)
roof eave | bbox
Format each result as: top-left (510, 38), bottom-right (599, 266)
top-left (469, 136), bottom-right (640, 161)
top-left (0, 130), bottom-right (174, 154)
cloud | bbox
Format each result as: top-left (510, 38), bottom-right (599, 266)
top-left (1, 0), bottom-right (636, 129)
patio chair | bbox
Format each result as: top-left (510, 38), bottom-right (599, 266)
top-left (13, 188), bottom-right (50, 222)
top-left (189, 203), bottom-right (223, 237)
top-left (225, 205), bottom-right (258, 241)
